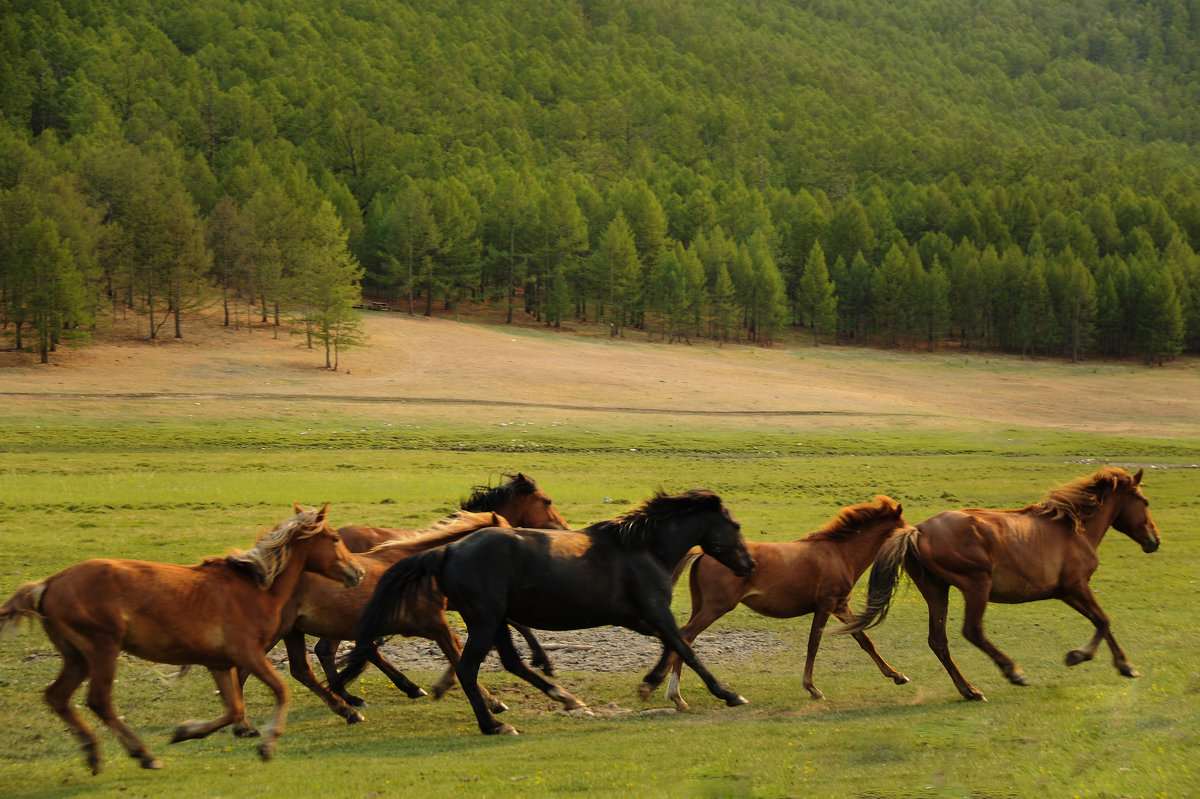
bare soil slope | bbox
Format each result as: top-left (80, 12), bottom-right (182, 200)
top-left (2, 310), bottom-right (1198, 437)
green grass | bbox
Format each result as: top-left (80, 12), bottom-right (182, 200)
top-left (1, 407), bottom-right (1197, 797)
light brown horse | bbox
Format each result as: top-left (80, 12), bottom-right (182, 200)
top-left (0, 504), bottom-right (363, 773)
top-left (650, 495), bottom-right (912, 710)
top-left (270, 510), bottom-right (520, 725)
top-left (842, 467), bottom-right (1161, 701)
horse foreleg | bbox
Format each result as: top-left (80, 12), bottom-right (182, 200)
top-left (171, 667), bottom-right (244, 743)
top-left (492, 628), bottom-right (592, 717)
top-left (643, 606), bottom-right (746, 708)
top-left (1061, 587), bottom-right (1137, 677)
top-left (42, 640), bottom-right (105, 774)
top-left (454, 626), bottom-right (518, 735)
top-left (833, 600), bottom-right (910, 688)
top-left (802, 606), bottom-right (833, 699)
top-left (648, 600), bottom-right (728, 711)
top-left (283, 631), bottom-right (364, 724)
top-left (240, 655), bottom-right (291, 761)
top-left (915, 576), bottom-right (986, 701)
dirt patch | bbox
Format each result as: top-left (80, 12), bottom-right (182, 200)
top-left (3, 306), bottom-right (1199, 437)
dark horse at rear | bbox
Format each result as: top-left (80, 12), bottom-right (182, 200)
top-left (337, 488), bottom-right (755, 735)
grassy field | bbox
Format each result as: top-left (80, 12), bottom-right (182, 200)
top-left (0, 398), bottom-right (1197, 799)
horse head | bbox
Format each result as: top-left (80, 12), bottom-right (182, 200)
top-left (294, 502), bottom-right (366, 587)
top-left (698, 495), bottom-right (755, 578)
top-left (1111, 469), bottom-right (1161, 553)
top-left (463, 473), bottom-right (570, 530)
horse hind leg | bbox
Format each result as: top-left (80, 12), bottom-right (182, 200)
top-left (1061, 588), bottom-right (1138, 677)
top-left (315, 638), bottom-right (364, 707)
top-left (454, 626), bottom-right (518, 735)
top-left (512, 622), bottom-right (556, 677)
top-left (493, 628), bottom-right (592, 718)
top-left (42, 643), bottom-right (106, 774)
top-left (77, 642), bottom-right (161, 771)
top-left (915, 576), bottom-right (987, 701)
top-left (957, 582), bottom-right (1029, 689)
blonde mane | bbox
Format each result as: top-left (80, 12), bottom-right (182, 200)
top-left (804, 495), bottom-right (904, 542)
top-left (225, 507), bottom-right (327, 588)
top-left (1031, 467), bottom-right (1136, 534)
top-left (366, 510), bottom-right (512, 556)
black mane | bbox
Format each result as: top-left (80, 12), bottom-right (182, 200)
top-left (588, 489), bottom-right (724, 549)
top-left (461, 473), bottom-right (537, 512)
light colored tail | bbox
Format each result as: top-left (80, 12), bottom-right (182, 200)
top-left (670, 547), bottom-right (704, 586)
top-left (0, 581), bottom-right (47, 639)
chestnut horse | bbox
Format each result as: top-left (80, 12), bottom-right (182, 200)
top-left (335, 472), bottom-right (569, 551)
top-left (339, 489), bottom-right (756, 736)
top-left (842, 467), bottom-right (1161, 701)
top-left (652, 495), bottom-right (912, 710)
top-left (0, 504), bottom-right (363, 773)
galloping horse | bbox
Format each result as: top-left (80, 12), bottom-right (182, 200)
top-left (0, 505), bottom-right (363, 772)
top-left (652, 495), bottom-right (911, 710)
top-left (338, 489), bottom-right (756, 735)
top-left (842, 467), bottom-right (1161, 701)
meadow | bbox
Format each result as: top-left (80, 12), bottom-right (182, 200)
top-left (1, 401), bottom-right (1197, 799)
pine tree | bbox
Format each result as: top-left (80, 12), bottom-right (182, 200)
top-left (797, 241), bottom-right (838, 345)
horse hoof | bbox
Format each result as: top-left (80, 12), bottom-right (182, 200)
top-left (637, 682), bottom-right (656, 702)
top-left (141, 757), bottom-right (163, 770)
top-left (346, 711), bottom-right (365, 725)
top-left (406, 687), bottom-right (429, 700)
top-left (726, 694), bottom-right (748, 707)
top-left (232, 726), bottom-right (261, 739)
top-left (489, 701), bottom-right (509, 714)
top-left (1119, 666), bottom-right (1140, 678)
top-left (568, 706), bottom-right (595, 718)
top-left (1065, 650), bottom-right (1089, 667)
top-left (807, 689), bottom-right (826, 700)
top-left (344, 695), bottom-right (366, 708)
top-left (964, 691), bottom-right (987, 702)
top-left (893, 674), bottom-right (911, 685)
top-left (1009, 672), bottom-right (1030, 686)
top-left (258, 743), bottom-right (275, 761)
top-left (488, 723), bottom-right (519, 736)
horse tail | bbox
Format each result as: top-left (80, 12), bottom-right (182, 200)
top-left (0, 581), bottom-right (46, 639)
top-left (670, 547), bottom-right (703, 587)
top-left (838, 525), bottom-right (921, 633)
top-left (337, 548), bottom-right (448, 687)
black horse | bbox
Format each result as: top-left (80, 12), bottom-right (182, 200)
top-left (338, 488), bottom-right (756, 735)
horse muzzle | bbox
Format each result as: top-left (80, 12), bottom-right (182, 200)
top-left (1142, 536), bottom-right (1160, 554)
top-left (342, 563), bottom-right (366, 587)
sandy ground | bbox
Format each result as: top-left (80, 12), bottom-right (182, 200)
top-left (2, 308), bottom-right (1199, 438)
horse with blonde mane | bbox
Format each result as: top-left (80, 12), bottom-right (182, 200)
top-left (841, 467), bottom-right (1161, 701)
top-left (0, 504), bottom-right (362, 772)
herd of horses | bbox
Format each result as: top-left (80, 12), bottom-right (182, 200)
top-left (0, 467), bottom-right (1161, 773)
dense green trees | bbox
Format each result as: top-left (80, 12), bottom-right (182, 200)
top-left (2, 0), bottom-right (1199, 363)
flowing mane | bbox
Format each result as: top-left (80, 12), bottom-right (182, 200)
top-left (367, 510), bottom-right (512, 556)
top-left (803, 495), bottom-right (904, 542)
top-left (589, 489), bottom-right (724, 549)
top-left (222, 506), bottom-right (328, 588)
top-left (1030, 466), bottom-right (1137, 534)
top-left (461, 473), bottom-right (538, 512)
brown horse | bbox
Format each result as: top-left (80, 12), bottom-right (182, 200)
top-left (0, 504), bottom-right (363, 773)
top-left (651, 495), bottom-right (912, 709)
top-left (842, 467), bottom-right (1161, 701)
top-left (335, 472), bottom-right (569, 551)
top-left (271, 510), bottom-right (520, 725)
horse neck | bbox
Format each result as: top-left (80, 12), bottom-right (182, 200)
top-left (1080, 494), bottom-right (1122, 548)
top-left (842, 520), bottom-right (904, 571)
top-left (649, 520), bottom-right (709, 569)
top-left (262, 539), bottom-right (315, 605)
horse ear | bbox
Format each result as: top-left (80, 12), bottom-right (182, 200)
top-left (293, 501), bottom-right (304, 514)
top-left (316, 502), bottom-right (330, 523)
top-left (1132, 468), bottom-right (1144, 485)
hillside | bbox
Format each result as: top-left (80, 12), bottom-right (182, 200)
top-left (3, 307), bottom-right (1198, 441)
top-left (2, 0), bottom-right (1199, 364)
